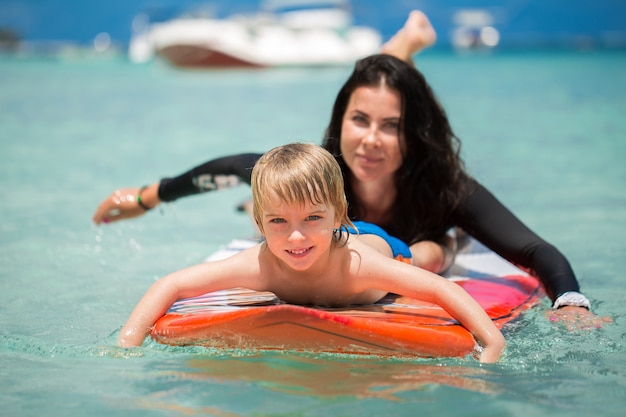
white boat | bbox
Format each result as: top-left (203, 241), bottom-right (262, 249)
top-left (128, 0), bottom-right (382, 69)
top-left (450, 9), bottom-right (500, 52)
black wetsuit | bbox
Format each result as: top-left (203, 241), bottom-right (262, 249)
top-left (158, 153), bottom-right (579, 302)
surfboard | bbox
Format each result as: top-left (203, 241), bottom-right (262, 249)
top-left (150, 236), bottom-right (544, 358)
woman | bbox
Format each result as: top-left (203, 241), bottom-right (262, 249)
top-left (93, 12), bottom-right (608, 329)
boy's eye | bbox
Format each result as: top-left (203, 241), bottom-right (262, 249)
top-left (306, 215), bottom-right (321, 221)
top-left (269, 218), bottom-right (286, 224)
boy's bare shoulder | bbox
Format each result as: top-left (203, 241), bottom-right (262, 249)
top-left (344, 238), bottom-right (394, 268)
top-left (344, 237), bottom-right (414, 279)
top-left (209, 243), bottom-right (265, 280)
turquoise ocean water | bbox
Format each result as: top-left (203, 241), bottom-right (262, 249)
top-left (1, 50), bottom-right (625, 416)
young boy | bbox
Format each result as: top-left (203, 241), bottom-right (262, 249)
top-left (118, 143), bottom-right (505, 363)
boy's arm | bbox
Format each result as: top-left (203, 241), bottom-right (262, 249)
top-left (117, 251), bottom-right (259, 347)
top-left (366, 258), bottom-right (505, 363)
top-left (432, 280), bottom-right (506, 363)
top-left (117, 276), bottom-right (181, 347)
top-left (419, 277), bottom-right (505, 363)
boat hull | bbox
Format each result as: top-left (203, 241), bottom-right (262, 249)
top-left (157, 44), bottom-right (267, 69)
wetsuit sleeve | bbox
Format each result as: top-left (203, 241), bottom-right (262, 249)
top-left (454, 178), bottom-right (580, 301)
top-left (157, 153), bottom-right (262, 202)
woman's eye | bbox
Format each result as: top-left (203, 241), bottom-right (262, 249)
top-left (384, 121), bottom-right (400, 130)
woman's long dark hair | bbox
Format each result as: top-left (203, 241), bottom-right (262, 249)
top-left (323, 54), bottom-right (469, 244)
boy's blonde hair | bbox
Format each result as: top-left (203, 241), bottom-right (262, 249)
top-left (251, 143), bottom-right (353, 236)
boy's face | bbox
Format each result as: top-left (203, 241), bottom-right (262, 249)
top-left (259, 192), bottom-right (341, 272)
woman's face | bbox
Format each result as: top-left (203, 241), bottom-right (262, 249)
top-left (339, 84), bottom-right (405, 185)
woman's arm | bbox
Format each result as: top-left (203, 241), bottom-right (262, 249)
top-left (453, 179), bottom-right (612, 330)
top-left (429, 178), bottom-right (612, 332)
top-left (455, 179), bottom-right (580, 302)
top-left (157, 153), bottom-right (261, 202)
top-left (409, 232), bottom-right (457, 273)
top-left (93, 153), bottom-right (262, 225)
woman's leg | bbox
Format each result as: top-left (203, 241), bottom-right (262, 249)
top-left (381, 10), bottom-right (437, 64)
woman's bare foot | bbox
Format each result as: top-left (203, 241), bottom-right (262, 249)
top-left (381, 10), bottom-right (437, 63)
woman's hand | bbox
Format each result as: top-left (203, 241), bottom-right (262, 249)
top-left (546, 306), bottom-right (613, 331)
top-left (409, 234), bottom-right (456, 273)
top-left (92, 183), bottom-right (160, 225)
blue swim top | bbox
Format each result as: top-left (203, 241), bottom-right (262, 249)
top-left (347, 221), bottom-right (412, 263)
